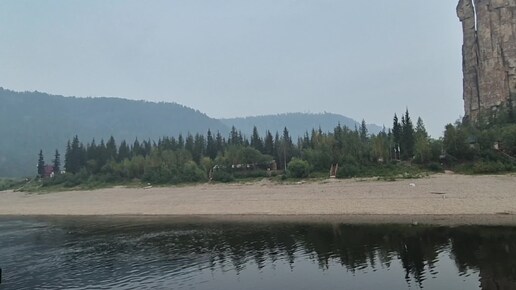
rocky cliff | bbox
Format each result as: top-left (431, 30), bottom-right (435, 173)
top-left (457, 0), bottom-right (516, 121)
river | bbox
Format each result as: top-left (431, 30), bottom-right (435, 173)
top-left (0, 217), bottom-right (515, 289)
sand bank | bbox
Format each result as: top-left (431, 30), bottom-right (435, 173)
top-left (1, 174), bottom-right (515, 225)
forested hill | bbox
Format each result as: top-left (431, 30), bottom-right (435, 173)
top-left (0, 88), bottom-right (229, 177)
top-left (221, 113), bottom-right (383, 139)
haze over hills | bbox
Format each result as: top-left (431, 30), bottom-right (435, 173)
top-left (222, 113), bottom-right (383, 140)
top-left (0, 88), bottom-right (229, 177)
top-left (0, 88), bottom-right (382, 177)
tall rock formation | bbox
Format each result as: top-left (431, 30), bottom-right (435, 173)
top-left (457, 0), bottom-right (516, 121)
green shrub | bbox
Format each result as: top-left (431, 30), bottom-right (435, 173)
top-left (336, 164), bottom-right (359, 178)
top-left (232, 170), bottom-right (269, 179)
top-left (0, 179), bottom-right (25, 191)
top-left (212, 170), bottom-right (235, 183)
top-left (426, 162), bottom-right (444, 172)
top-left (472, 161), bottom-right (507, 174)
top-left (287, 158), bottom-right (310, 178)
top-left (181, 161), bottom-right (207, 182)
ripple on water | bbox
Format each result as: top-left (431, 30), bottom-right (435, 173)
top-left (1, 220), bottom-right (513, 290)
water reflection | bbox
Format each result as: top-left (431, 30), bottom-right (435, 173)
top-left (0, 218), bottom-right (515, 290)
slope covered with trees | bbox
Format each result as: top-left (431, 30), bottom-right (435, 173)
top-left (0, 88), bottom-right (229, 177)
top-left (221, 113), bottom-right (383, 140)
top-left (29, 109), bottom-right (448, 190)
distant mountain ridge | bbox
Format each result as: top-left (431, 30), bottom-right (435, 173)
top-left (0, 88), bottom-right (383, 177)
top-left (221, 113), bottom-right (383, 139)
top-left (0, 88), bottom-right (229, 177)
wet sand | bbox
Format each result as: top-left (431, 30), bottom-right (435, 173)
top-left (1, 174), bottom-right (516, 225)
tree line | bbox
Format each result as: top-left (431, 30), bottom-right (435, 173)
top-left (36, 107), bottom-right (516, 186)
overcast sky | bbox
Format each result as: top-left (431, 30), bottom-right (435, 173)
top-left (0, 0), bottom-right (463, 137)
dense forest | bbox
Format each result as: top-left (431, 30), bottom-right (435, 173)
top-left (0, 88), bottom-right (228, 177)
top-left (3, 105), bottom-right (516, 191)
top-left (26, 110), bottom-right (438, 189)
top-left (0, 88), bottom-right (380, 177)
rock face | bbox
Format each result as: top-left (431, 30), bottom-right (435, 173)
top-left (457, 0), bottom-right (516, 121)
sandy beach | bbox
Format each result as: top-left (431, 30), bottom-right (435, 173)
top-left (1, 174), bottom-right (516, 225)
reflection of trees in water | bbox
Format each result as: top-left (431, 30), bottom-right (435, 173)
top-left (450, 227), bottom-right (516, 290)
top-left (51, 221), bottom-right (516, 289)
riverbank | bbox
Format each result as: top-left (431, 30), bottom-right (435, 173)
top-left (1, 174), bottom-right (516, 225)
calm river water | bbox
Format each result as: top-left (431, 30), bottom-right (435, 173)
top-left (0, 217), bottom-right (515, 290)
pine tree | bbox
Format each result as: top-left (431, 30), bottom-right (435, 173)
top-left (400, 109), bottom-right (415, 160)
top-left (414, 117), bottom-right (431, 163)
top-left (185, 133), bottom-right (194, 154)
top-left (279, 127), bottom-right (293, 171)
top-left (206, 129), bottom-right (217, 159)
top-left (250, 126), bottom-right (264, 153)
top-left (118, 140), bottom-right (130, 161)
top-left (106, 136), bottom-right (117, 161)
top-left (359, 119), bottom-right (368, 142)
top-left (177, 134), bottom-right (185, 150)
top-left (192, 133), bottom-right (206, 163)
top-left (273, 131), bottom-right (280, 164)
top-left (215, 131), bottom-right (224, 155)
top-left (415, 117), bottom-right (428, 139)
top-left (37, 150), bottom-right (45, 177)
top-left (132, 138), bottom-right (142, 157)
top-left (67, 135), bottom-right (83, 174)
top-left (229, 126), bottom-right (239, 146)
top-left (64, 140), bottom-right (72, 173)
top-left (264, 130), bottom-right (274, 156)
top-left (392, 114), bottom-right (402, 160)
top-left (53, 149), bottom-right (61, 174)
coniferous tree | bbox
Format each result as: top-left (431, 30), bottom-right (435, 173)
top-left (206, 130), bottom-right (217, 159)
top-left (192, 133), bottom-right (206, 163)
top-left (278, 127), bottom-right (293, 171)
top-left (177, 134), bottom-right (185, 150)
top-left (143, 139), bottom-right (152, 156)
top-left (118, 140), bottom-right (130, 161)
top-left (359, 119), bottom-right (368, 142)
top-left (53, 149), bottom-right (61, 174)
top-left (132, 138), bottom-right (142, 156)
top-left (264, 130), bottom-right (274, 156)
top-left (415, 117), bottom-right (428, 139)
top-left (185, 134), bottom-right (194, 154)
top-left (273, 131), bottom-right (280, 164)
top-left (66, 135), bottom-right (84, 174)
top-left (229, 126), bottom-right (239, 146)
top-left (250, 126), bottom-right (264, 153)
top-left (37, 150), bottom-right (45, 177)
top-left (106, 136), bottom-right (117, 161)
top-left (392, 114), bottom-right (402, 159)
top-left (400, 109), bottom-right (415, 160)
top-left (64, 140), bottom-right (72, 173)
top-left (414, 117), bottom-right (431, 163)
top-left (215, 131), bottom-right (224, 156)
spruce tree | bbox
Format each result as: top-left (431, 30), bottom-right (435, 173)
top-left (415, 117), bottom-right (428, 139)
top-left (264, 131), bottom-right (274, 156)
top-left (359, 119), bottom-right (368, 142)
top-left (250, 126), bottom-right (264, 153)
top-left (206, 129), bottom-right (217, 159)
top-left (65, 140), bottom-right (72, 173)
top-left (118, 140), bottom-right (130, 161)
top-left (132, 138), bottom-right (142, 156)
top-left (215, 131), bottom-right (224, 155)
top-left (392, 114), bottom-right (401, 160)
top-left (185, 134), bottom-right (194, 154)
top-left (106, 136), bottom-right (117, 161)
top-left (37, 150), bottom-right (45, 177)
top-left (400, 109), bottom-right (415, 160)
top-left (53, 149), bottom-right (61, 174)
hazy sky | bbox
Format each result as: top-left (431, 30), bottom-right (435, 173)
top-left (0, 0), bottom-right (463, 137)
